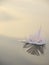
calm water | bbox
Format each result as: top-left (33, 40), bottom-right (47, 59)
top-left (0, 0), bottom-right (49, 65)
top-left (0, 36), bottom-right (49, 65)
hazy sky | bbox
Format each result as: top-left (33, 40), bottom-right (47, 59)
top-left (0, 0), bottom-right (49, 38)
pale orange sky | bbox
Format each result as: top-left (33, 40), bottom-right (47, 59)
top-left (0, 0), bottom-right (49, 38)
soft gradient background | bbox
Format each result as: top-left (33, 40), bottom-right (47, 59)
top-left (0, 0), bottom-right (49, 65)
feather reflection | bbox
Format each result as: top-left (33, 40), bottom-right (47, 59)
top-left (23, 43), bottom-right (45, 56)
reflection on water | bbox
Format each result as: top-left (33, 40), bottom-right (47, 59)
top-left (23, 43), bottom-right (45, 56)
top-left (0, 35), bottom-right (49, 65)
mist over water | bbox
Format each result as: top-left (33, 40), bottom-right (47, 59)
top-left (0, 0), bottom-right (49, 65)
top-left (0, 36), bottom-right (49, 65)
